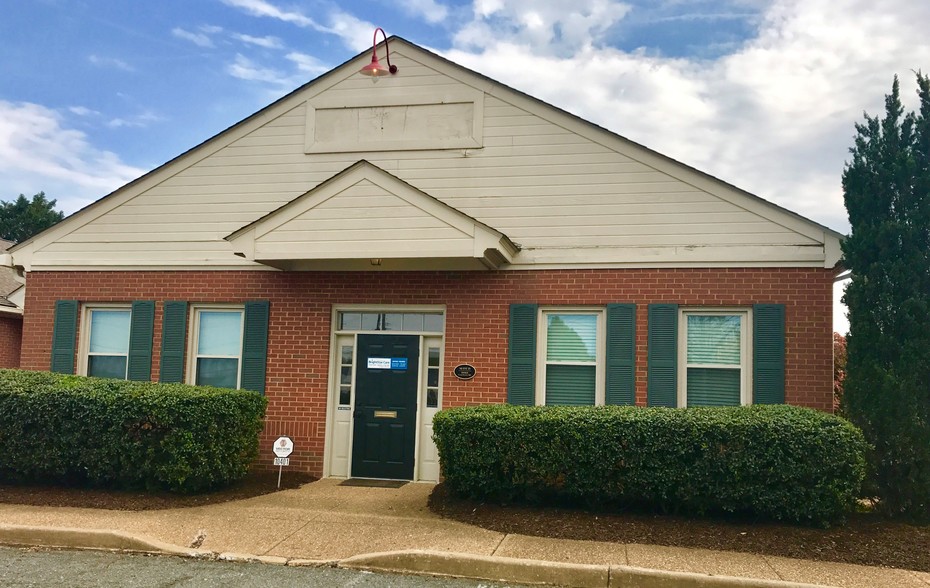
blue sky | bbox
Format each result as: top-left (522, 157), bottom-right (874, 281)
top-left (3, 0), bottom-right (930, 333)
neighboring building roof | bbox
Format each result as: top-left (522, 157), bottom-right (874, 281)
top-left (0, 269), bottom-right (19, 299)
top-left (0, 240), bottom-right (24, 314)
top-left (8, 37), bottom-right (844, 272)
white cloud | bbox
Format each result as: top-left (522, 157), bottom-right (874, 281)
top-left (220, 0), bottom-right (318, 28)
top-left (226, 53), bottom-right (303, 88)
top-left (68, 106), bottom-right (100, 117)
top-left (88, 55), bottom-right (134, 72)
top-left (106, 110), bottom-right (164, 129)
top-left (200, 24), bottom-right (224, 34)
top-left (443, 0), bottom-right (930, 232)
top-left (172, 27), bottom-right (215, 48)
top-left (398, 0), bottom-right (449, 24)
top-left (456, 0), bottom-right (633, 53)
top-left (233, 33), bottom-right (283, 49)
top-left (325, 11), bottom-right (379, 52)
top-left (226, 51), bottom-right (330, 91)
top-left (285, 52), bottom-right (329, 76)
top-left (0, 101), bottom-right (145, 214)
top-left (220, 0), bottom-right (375, 51)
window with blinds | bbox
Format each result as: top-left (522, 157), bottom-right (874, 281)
top-left (542, 312), bottom-right (601, 406)
top-left (85, 308), bottom-right (132, 379)
top-left (193, 308), bottom-right (244, 389)
top-left (683, 312), bottom-right (748, 406)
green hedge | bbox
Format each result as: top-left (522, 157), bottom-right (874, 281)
top-left (433, 404), bottom-right (867, 525)
top-left (0, 369), bottom-right (267, 493)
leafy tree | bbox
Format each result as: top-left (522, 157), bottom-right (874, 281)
top-left (841, 73), bottom-right (930, 519)
top-left (0, 192), bottom-right (65, 244)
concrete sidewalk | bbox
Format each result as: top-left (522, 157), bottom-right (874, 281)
top-left (0, 479), bottom-right (926, 588)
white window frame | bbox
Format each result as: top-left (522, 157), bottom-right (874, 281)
top-left (534, 308), bottom-right (606, 406)
top-left (79, 304), bottom-right (132, 379)
top-left (187, 304), bottom-right (245, 389)
top-left (677, 308), bottom-right (752, 408)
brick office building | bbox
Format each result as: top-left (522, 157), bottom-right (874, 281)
top-left (6, 38), bottom-right (843, 482)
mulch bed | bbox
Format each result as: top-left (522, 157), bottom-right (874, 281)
top-left (3, 475), bottom-right (928, 572)
top-left (427, 483), bottom-right (930, 572)
top-left (0, 472), bottom-right (317, 511)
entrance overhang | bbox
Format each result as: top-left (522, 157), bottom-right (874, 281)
top-left (225, 160), bottom-right (518, 271)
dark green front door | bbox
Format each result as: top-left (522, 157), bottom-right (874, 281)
top-left (351, 334), bottom-right (419, 480)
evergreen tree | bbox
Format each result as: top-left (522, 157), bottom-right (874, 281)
top-left (841, 73), bottom-right (930, 519)
top-left (0, 192), bottom-right (64, 244)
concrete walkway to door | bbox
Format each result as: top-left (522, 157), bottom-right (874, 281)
top-left (0, 478), bottom-right (927, 588)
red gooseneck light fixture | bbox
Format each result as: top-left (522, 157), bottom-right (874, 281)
top-left (359, 27), bottom-right (397, 80)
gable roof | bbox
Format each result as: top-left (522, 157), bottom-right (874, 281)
top-left (9, 37), bottom-right (843, 271)
top-left (226, 160), bottom-right (517, 270)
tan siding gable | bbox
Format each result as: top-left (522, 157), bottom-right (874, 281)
top-left (257, 179), bottom-right (472, 251)
top-left (20, 40), bottom-right (833, 270)
top-left (226, 161), bottom-right (515, 269)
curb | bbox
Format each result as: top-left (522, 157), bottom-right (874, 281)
top-left (0, 525), bottom-right (833, 588)
top-left (0, 523), bottom-right (211, 559)
top-left (341, 549), bottom-right (607, 587)
top-left (340, 549), bottom-right (831, 588)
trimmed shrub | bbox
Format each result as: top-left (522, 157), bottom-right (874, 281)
top-left (433, 404), bottom-right (867, 525)
top-left (0, 369), bottom-right (267, 493)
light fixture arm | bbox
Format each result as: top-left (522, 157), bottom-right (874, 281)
top-left (372, 28), bottom-right (397, 74)
top-left (359, 27), bottom-right (398, 78)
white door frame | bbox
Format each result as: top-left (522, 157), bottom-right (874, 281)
top-left (322, 305), bottom-right (445, 482)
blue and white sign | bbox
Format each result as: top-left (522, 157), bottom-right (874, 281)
top-left (367, 357), bottom-right (409, 370)
top-left (367, 357), bottom-right (391, 369)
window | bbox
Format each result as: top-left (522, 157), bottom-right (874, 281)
top-left (679, 309), bottom-right (751, 407)
top-left (536, 310), bottom-right (605, 406)
top-left (338, 343), bottom-right (353, 405)
top-left (191, 307), bottom-right (244, 389)
top-left (84, 307), bottom-right (131, 379)
top-left (426, 345), bottom-right (441, 408)
top-left (338, 311), bottom-right (443, 333)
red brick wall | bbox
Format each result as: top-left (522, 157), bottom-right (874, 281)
top-left (0, 314), bottom-right (22, 368)
top-left (21, 268), bottom-right (834, 475)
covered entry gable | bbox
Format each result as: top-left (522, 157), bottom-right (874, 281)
top-left (226, 160), bottom-right (517, 271)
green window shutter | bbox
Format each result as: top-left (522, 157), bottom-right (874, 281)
top-left (605, 303), bottom-right (636, 405)
top-left (127, 301), bottom-right (155, 381)
top-left (159, 301), bottom-right (188, 383)
top-left (50, 300), bottom-right (78, 374)
top-left (647, 304), bottom-right (678, 407)
top-left (507, 303), bottom-right (537, 406)
top-left (240, 300), bottom-right (270, 394)
top-left (753, 304), bottom-right (785, 404)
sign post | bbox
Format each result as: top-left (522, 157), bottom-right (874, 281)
top-left (272, 436), bottom-right (294, 489)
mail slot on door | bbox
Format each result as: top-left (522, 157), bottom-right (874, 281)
top-left (374, 410), bottom-right (397, 419)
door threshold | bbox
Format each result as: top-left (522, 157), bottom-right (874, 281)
top-left (340, 478), bottom-right (409, 488)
